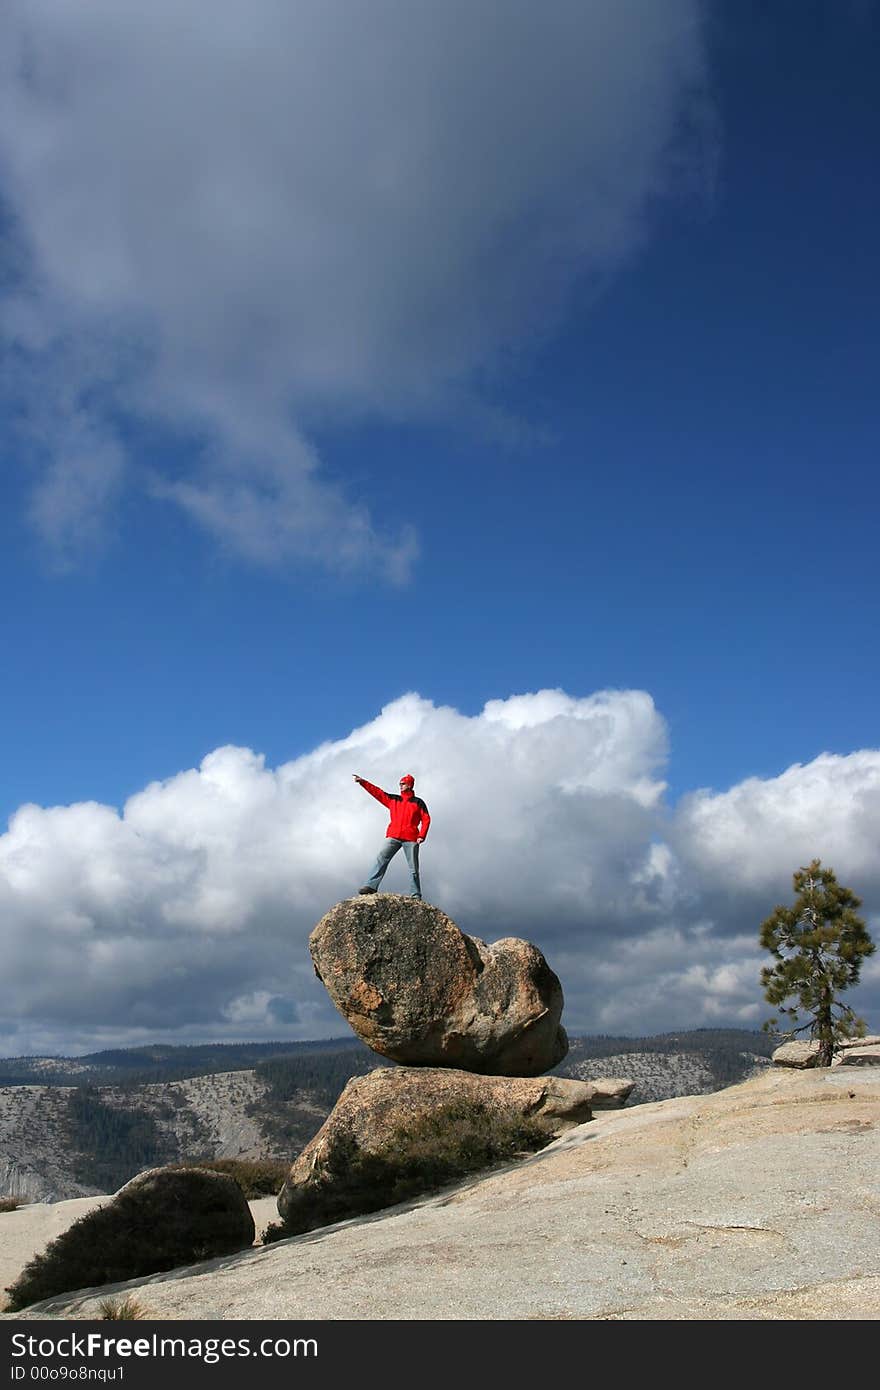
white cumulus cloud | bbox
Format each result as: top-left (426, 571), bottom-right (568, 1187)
top-left (671, 751), bottom-right (880, 926)
top-left (1, 687), bottom-right (877, 1057)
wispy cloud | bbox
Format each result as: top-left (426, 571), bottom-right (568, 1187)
top-left (0, 1), bottom-right (713, 574)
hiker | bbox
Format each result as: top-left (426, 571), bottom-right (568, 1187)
top-left (353, 773), bottom-right (430, 899)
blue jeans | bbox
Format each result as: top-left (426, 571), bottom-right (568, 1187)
top-left (364, 838), bottom-right (422, 897)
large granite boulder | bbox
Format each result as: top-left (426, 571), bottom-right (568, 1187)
top-left (4, 1167), bottom-right (255, 1312)
top-left (276, 1065), bottom-right (592, 1234)
top-left (310, 895), bottom-right (567, 1076)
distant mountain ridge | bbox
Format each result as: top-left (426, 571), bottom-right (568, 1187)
top-left (0, 1027), bottom-right (774, 1087)
top-left (0, 1029), bottom-right (774, 1204)
top-left (555, 1028), bottom-right (774, 1102)
top-left (0, 1036), bottom-right (373, 1088)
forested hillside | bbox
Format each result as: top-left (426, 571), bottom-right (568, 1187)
top-left (0, 1030), bottom-right (775, 1200)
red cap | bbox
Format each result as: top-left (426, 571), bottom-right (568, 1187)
top-left (399, 774), bottom-right (415, 786)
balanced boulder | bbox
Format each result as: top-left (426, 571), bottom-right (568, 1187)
top-left (310, 894), bottom-right (567, 1076)
top-left (276, 1065), bottom-right (592, 1233)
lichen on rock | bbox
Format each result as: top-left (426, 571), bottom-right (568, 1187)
top-left (309, 894), bottom-right (568, 1076)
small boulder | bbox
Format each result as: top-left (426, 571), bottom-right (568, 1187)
top-left (579, 1077), bottom-right (635, 1108)
top-left (833, 1041), bottom-right (880, 1066)
top-left (4, 1166), bottom-right (255, 1312)
top-left (772, 1041), bottom-right (822, 1068)
top-left (772, 1035), bottom-right (880, 1068)
top-left (276, 1065), bottom-right (592, 1234)
top-left (310, 895), bottom-right (567, 1076)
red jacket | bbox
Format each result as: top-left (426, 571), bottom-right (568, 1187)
top-left (357, 780), bottom-right (430, 842)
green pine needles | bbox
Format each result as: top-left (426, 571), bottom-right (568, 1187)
top-left (760, 858), bottom-right (875, 1065)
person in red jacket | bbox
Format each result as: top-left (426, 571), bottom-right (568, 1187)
top-left (353, 772), bottom-right (430, 899)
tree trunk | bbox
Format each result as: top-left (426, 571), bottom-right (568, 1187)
top-left (815, 986), bottom-right (835, 1066)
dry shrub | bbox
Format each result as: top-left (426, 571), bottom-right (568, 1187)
top-left (260, 1220), bottom-right (291, 1245)
top-left (270, 1099), bottom-right (550, 1240)
top-left (99, 1294), bottom-right (149, 1320)
top-left (180, 1157), bottom-right (287, 1199)
top-left (4, 1168), bottom-right (253, 1312)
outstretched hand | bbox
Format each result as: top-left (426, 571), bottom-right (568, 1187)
top-left (353, 774), bottom-right (363, 783)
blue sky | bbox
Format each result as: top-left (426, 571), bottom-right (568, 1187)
top-left (1, 2), bottom-right (878, 1056)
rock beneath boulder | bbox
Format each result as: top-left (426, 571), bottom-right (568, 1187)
top-left (4, 1167), bottom-right (255, 1312)
top-left (310, 895), bottom-right (567, 1076)
top-left (579, 1077), bottom-right (635, 1108)
top-left (276, 1065), bottom-right (592, 1234)
top-left (772, 1035), bottom-right (880, 1068)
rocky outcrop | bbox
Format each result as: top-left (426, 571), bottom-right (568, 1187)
top-left (0, 1087), bottom-right (100, 1203)
top-left (310, 895), bottom-right (567, 1076)
top-left (12, 1068), bottom-right (880, 1322)
top-left (4, 1167), bottom-right (255, 1312)
top-left (834, 1041), bottom-right (880, 1066)
top-left (771, 1042), bottom-right (822, 1068)
top-left (276, 1065), bottom-right (592, 1233)
top-left (772, 1035), bottom-right (880, 1068)
top-left (577, 1077), bottom-right (635, 1108)
top-left (0, 1157), bottom-right (73, 1206)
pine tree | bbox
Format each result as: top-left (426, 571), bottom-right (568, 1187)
top-left (760, 859), bottom-right (875, 1065)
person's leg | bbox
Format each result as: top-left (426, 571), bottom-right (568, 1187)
top-left (402, 840), bottom-right (422, 898)
top-left (361, 839), bottom-right (402, 892)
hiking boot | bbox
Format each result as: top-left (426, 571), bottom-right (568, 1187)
top-left (358, 886), bottom-right (377, 894)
